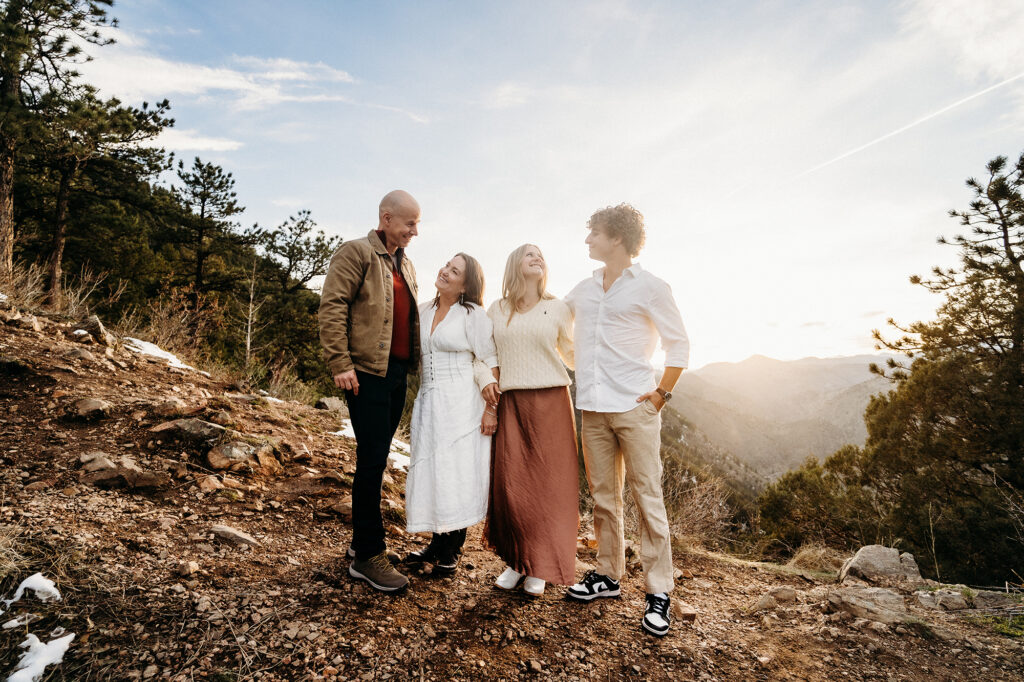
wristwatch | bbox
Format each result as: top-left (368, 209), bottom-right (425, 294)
top-left (656, 387), bottom-right (673, 401)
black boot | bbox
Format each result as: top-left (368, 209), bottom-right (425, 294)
top-left (433, 529), bottom-right (467, 576)
top-left (404, 534), bottom-right (443, 565)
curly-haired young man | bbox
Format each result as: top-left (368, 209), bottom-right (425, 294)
top-left (564, 203), bottom-right (690, 637)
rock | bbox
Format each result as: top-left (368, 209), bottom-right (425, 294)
top-left (315, 396), bottom-right (348, 414)
top-left (826, 586), bottom-right (908, 624)
top-left (527, 660), bottom-right (543, 673)
top-left (178, 561), bottom-right (200, 577)
top-left (73, 397), bottom-right (112, 419)
top-left (255, 446), bottom-right (283, 474)
top-left (143, 664), bottom-right (158, 679)
top-left (770, 586), bottom-right (798, 603)
top-left (150, 418), bottom-right (227, 443)
top-left (671, 600), bottom-right (697, 623)
top-left (211, 524), bottom-right (260, 547)
top-left (24, 480), bottom-right (52, 491)
top-left (73, 314), bottom-right (115, 346)
top-left (751, 594), bottom-right (778, 612)
top-left (80, 451), bottom-right (116, 472)
top-left (15, 314), bottom-right (41, 332)
top-left (972, 590), bottom-right (1020, 609)
top-left (328, 495), bottom-right (353, 522)
top-left (84, 466), bottom-right (171, 490)
top-left (207, 441), bottom-right (256, 470)
top-left (0, 307), bottom-right (21, 323)
top-left (153, 397), bottom-right (189, 417)
top-left (197, 475), bottom-right (224, 492)
top-left (64, 348), bottom-right (94, 362)
top-left (839, 545), bottom-right (922, 585)
top-left (422, 624), bottom-right (437, 638)
top-left (915, 589), bottom-right (969, 611)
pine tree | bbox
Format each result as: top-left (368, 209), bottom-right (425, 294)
top-left (173, 157), bottom-right (244, 306)
top-left (0, 0), bottom-right (114, 281)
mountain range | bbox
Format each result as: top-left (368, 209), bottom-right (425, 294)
top-left (664, 354), bottom-right (897, 482)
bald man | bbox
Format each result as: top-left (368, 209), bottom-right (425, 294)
top-left (319, 190), bottom-right (421, 592)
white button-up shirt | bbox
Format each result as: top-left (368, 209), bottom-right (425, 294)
top-left (566, 263), bottom-right (689, 413)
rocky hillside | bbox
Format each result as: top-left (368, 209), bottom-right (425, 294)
top-left (1, 308), bottom-right (1022, 681)
top-left (671, 355), bottom-right (895, 480)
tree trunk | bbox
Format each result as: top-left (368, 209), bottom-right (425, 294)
top-left (0, 134), bottom-right (14, 282)
top-left (47, 161), bottom-right (77, 309)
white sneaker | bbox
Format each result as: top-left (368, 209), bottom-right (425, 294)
top-left (523, 576), bottom-right (546, 597)
top-left (495, 566), bottom-right (523, 590)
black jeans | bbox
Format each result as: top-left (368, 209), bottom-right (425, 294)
top-left (346, 359), bottom-right (408, 561)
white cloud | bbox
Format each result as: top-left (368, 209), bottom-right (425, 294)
top-left (484, 82), bottom-right (535, 109)
top-left (231, 56), bottom-right (355, 83)
top-left (900, 0), bottom-right (1024, 80)
top-left (78, 28), bottom-right (401, 113)
top-left (144, 128), bottom-right (243, 152)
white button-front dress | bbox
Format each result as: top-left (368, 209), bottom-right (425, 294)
top-left (406, 301), bottom-right (498, 533)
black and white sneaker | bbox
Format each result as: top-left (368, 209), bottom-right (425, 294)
top-left (642, 593), bottom-right (671, 637)
top-left (566, 570), bottom-right (621, 602)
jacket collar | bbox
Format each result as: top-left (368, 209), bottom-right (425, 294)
top-left (368, 229), bottom-right (407, 271)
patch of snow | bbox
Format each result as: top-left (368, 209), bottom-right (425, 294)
top-left (3, 614), bottom-right (36, 629)
top-left (329, 419), bottom-right (410, 472)
top-left (123, 337), bottom-right (196, 371)
top-left (6, 632), bottom-right (75, 682)
top-left (1, 574), bottom-right (61, 614)
top-left (71, 329), bottom-right (88, 336)
top-left (265, 396), bottom-right (285, 404)
top-left (0, 292), bottom-right (8, 302)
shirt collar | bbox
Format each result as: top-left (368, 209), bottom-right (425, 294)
top-left (591, 262), bottom-right (643, 284)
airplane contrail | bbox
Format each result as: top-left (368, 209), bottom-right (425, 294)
top-left (790, 70), bottom-right (1024, 181)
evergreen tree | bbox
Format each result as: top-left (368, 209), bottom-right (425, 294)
top-left (173, 157), bottom-right (244, 305)
top-left (0, 0), bottom-right (114, 280)
top-left (38, 89), bottom-right (171, 306)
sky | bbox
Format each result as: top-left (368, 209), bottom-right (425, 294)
top-left (78, 0), bottom-right (1024, 370)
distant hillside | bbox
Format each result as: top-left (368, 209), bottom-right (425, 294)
top-left (667, 354), bottom-right (895, 480)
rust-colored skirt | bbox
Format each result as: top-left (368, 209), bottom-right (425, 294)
top-left (485, 386), bottom-right (579, 585)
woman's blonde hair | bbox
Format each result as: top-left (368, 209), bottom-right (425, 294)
top-left (501, 243), bottom-right (555, 324)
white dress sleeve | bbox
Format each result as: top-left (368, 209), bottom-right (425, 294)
top-left (468, 306), bottom-right (498, 391)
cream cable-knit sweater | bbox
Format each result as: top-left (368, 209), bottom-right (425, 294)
top-left (487, 298), bottom-right (574, 391)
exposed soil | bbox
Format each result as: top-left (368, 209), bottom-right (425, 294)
top-left (1, 314), bottom-right (1022, 681)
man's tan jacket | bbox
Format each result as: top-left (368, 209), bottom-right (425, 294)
top-left (319, 230), bottom-right (419, 377)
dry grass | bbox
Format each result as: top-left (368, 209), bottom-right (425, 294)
top-left (786, 542), bottom-right (850, 573)
top-left (0, 261), bottom-right (47, 311)
top-left (621, 467), bottom-right (733, 550)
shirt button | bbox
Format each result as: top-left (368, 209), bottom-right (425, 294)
top-left (378, 343), bottom-right (385, 349)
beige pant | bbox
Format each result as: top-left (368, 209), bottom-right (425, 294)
top-left (581, 401), bottom-right (673, 594)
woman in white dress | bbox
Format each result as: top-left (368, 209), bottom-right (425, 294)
top-left (404, 253), bottom-right (500, 575)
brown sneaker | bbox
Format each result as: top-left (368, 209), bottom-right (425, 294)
top-left (347, 546), bottom-right (401, 565)
top-left (349, 552), bottom-right (409, 592)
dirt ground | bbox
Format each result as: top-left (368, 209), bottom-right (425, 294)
top-left (1, 316), bottom-right (1022, 681)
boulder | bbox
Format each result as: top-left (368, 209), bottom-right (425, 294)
top-left (254, 446), bottom-right (283, 474)
top-left (207, 441), bottom-right (256, 470)
top-left (153, 397), bottom-right (189, 417)
top-left (328, 495), bottom-right (353, 522)
top-left (972, 590), bottom-right (1021, 610)
top-left (197, 475), bottom-right (224, 492)
top-left (211, 524), bottom-right (260, 547)
top-left (73, 314), bottom-right (115, 346)
top-left (64, 348), bottom-right (95, 362)
top-left (15, 314), bottom-right (42, 332)
top-left (84, 465), bottom-right (170, 490)
top-left (80, 451), bottom-right (116, 472)
top-left (839, 545), bottom-right (922, 585)
top-left (770, 586), bottom-right (799, 603)
top-left (826, 586), bottom-right (907, 624)
top-left (915, 589), bottom-right (969, 611)
top-left (73, 397), bottom-right (112, 419)
top-left (315, 396), bottom-right (348, 414)
top-left (150, 418), bottom-right (227, 443)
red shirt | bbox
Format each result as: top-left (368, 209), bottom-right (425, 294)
top-left (377, 231), bottom-right (413, 361)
